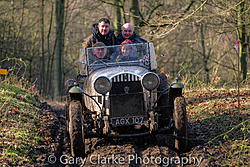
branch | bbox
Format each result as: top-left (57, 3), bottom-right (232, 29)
top-left (210, 59), bottom-right (237, 71)
top-left (183, 0), bottom-right (195, 14)
top-left (97, 0), bottom-right (123, 8)
top-left (146, 3), bottom-right (163, 23)
top-left (148, 0), bottom-right (207, 28)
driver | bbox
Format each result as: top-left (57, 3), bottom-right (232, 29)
top-left (90, 42), bottom-right (110, 62)
top-left (92, 42), bottom-right (108, 59)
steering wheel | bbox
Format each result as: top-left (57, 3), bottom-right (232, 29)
top-left (92, 59), bottom-right (111, 66)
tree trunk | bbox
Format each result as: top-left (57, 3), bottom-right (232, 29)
top-left (28, 58), bottom-right (32, 82)
top-left (113, 0), bottom-right (121, 35)
top-left (200, 22), bottom-right (210, 84)
top-left (40, 0), bottom-right (45, 95)
top-left (45, 2), bottom-right (55, 96)
top-left (200, 2), bottom-right (210, 84)
top-left (120, 1), bottom-right (126, 24)
top-left (53, 0), bottom-right (65, 100)
top-left (129, 0), bottom-right (140, 32)
top-left (238, 1), bottom-right (247, 80)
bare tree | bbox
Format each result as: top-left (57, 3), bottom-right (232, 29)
top-left (53, 0), bottom-right (65, 100)
top-left (113, 0), bottom-right (122, 34)
top-left (40, 0), bottom-right (45, 95)
top-left (129, 0), bottom-right (140, 31)
top-left (237, 1), bottom-right (248, 80)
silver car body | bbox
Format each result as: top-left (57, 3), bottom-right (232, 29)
top-left (82, 43), bottom-right (158, 127)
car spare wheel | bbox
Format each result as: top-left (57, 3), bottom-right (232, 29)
top-left (173, 96), bottom-right (188, 152)
top-left (69, 100), bottom-right (85, 157)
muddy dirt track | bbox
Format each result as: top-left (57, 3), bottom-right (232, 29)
top-left (35, 102), bottom-right (219, 167)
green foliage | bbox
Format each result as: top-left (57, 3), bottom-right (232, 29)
top-left (0, 83), bottom-right (26, 96)
top-left (0, 75), bottom-right (42, 165)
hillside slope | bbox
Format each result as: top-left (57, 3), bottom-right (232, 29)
top-left (0, 81), bottom-right (52, 166)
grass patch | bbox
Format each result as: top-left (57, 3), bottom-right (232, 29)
top-left (0, 81), bottom-right (44, 166)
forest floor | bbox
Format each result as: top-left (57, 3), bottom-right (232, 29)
top-left (0, 83), bottom-right (249, 166)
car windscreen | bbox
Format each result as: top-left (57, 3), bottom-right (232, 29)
top-left (86, 43), bottom-right (150, 71)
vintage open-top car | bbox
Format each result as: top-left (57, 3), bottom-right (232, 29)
top-left (65, 43), bottom-right (188, 157)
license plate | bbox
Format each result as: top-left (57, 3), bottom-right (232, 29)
top-left (112, 116), bottom-right (145, 126)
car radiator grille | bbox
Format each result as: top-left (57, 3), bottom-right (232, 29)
top-left (110, 77), bottom-right (145, 118)
top-left (111, 73), bottom-right (140, 82)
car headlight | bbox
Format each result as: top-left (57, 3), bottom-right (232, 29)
top-left (94, 76), bottom-right (112, 94)
top-left (141, 72), bottom-right (160, 91)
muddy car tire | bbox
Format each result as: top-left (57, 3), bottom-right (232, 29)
top-left (65, 104), bottom-right (69, 135)
top-left (157, 73), bottom-right (171, 127)
top-left (69, 100), bottom-right (85, 157)
top-left (173, 96), bottom-right (188, 152)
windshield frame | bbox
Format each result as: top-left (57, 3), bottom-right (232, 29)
top-left (85, 43), bottom-right (150, 74)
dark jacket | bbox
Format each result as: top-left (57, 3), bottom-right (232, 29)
top-left (82, 24), bottom-right (116, 48)
top-left (116, 32), bottom-right (147, 45)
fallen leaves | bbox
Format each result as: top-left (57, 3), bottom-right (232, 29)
top-left (186, 89), bottom-right (249, 118)
top-left (186, 88), bottom-right (249, 166)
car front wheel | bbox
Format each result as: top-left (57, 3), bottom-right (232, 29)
top-left (69, 100), bottom-right (85, 157)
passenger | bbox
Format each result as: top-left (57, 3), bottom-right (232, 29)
top-left (115, 39), bottom-right (137, 62)
top-left (82, 18), bottom-right (116, 49)
top-left (116, 23), bottom-right (147, 44)
top-left (91, 42), bottom-right (109, 63)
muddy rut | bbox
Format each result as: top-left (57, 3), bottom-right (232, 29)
top-left (36, 102), bottom-right (207, 167)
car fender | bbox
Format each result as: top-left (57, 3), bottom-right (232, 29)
top-left (69, 86), bottom-right (83, 93)
top-left (170, 81), bottom-right (184, 88)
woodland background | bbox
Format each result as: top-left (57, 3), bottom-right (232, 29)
top-left (0, 0), bottom-right (249, 99)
